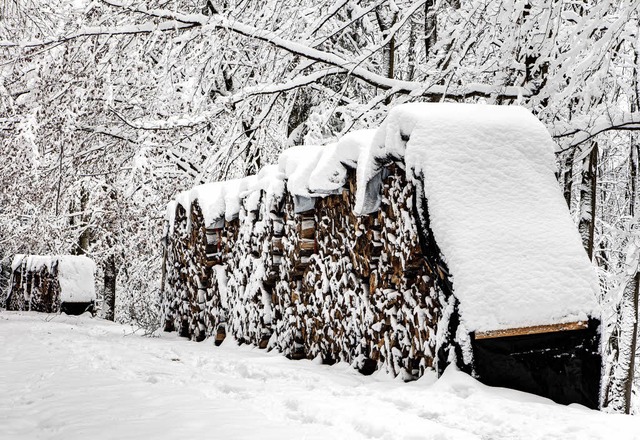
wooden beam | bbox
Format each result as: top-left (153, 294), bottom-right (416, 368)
top-left (474, 321), bottom-right (589, 340)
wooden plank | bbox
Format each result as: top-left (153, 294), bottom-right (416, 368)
top-left (474, 321), bottom-right (589, 340)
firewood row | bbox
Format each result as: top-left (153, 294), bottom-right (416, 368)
top-left (162, 163), bottom-right (443, 380)
top-left (7, 258), bottom-right (61, 313)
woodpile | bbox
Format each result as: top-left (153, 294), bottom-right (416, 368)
top-left (6, 255), bottom-right (96, 314)
top-left (162, 162), bottom-right (444, 380)
top-left (7, 257), bottom-right (61, 313)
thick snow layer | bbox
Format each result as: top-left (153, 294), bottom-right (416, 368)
top-left (245, 164), bottom-right (286, 211)
top-left (12, 254), bottom-right (53, 272)
top-left (171, 177), bottom-right (257, 230)
top-left (278, 144), bottom-right (325, 197)
top-left (167, 166), bottom-right (288, 232)
top-left (189, 182), bottom-right (225, 226)
top-left (359, 103), bottom-right (599, 332)
top-left (308, 129), bottom-right (376, 194)
top-left (1, 312), bottom-right (638, 440)
top-left (57, 256), bottom-right (96, 303)
top-left (10, 255), bottom-right (96, 303)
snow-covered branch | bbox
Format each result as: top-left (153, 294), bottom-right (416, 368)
top-left (553, 112), bottom-right (640, 151)
top-left (3, 1), bottom-right (527, 101)
top-left (0, 21), bottom-right (198, 48)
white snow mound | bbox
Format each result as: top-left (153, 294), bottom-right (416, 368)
top-left (278, 144), bottom-right (325, 197)
top-left (57, 255), bottom-right (97, 303)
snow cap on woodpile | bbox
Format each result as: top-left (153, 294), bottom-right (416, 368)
top-left (355, 102), bottom-right (600, 333)
top-left (167, 166), bottom-right (289, 231)
top-left (167, 128), bottom-right (372, 226)
top-left (308, 129), bottom-right (376, 194)
top-left (245, 165), bottom-right (286, 212)
top-left (169, 177), bottom-right (258, 231)
top-left (11, 254), bottom-right (96, 303)
top-left (278, 144), bottom-right (325, 198)
top-left (12, 254), bottom-right (54, 272)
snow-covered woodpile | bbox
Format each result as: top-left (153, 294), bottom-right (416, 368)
top-left (162, 103), bottom-right (603, 407)
top-left (6, 255), bottom-right (97, 314)
top-left (162, 130), bottom-right (445, 380)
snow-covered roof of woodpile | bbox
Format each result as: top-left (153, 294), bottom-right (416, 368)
top-left (167, 103), bottom-right (600, 332)
top-left (354, 103), bottom-right (599, 333)
top-left (167, 128), bottom-right (375, 228)
top-left (11, 254), bottom-right (97, 303)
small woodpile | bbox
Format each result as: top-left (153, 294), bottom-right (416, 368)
top-left (6, 255), bottom-right (96, 314)
top-left (162, 162), bottom-right (444, 380)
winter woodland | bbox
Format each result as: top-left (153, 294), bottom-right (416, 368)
top-left (1, 0), bottom-right (639, 413)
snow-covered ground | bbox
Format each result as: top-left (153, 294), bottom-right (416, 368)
top-left (1, 312), bottom-right (638, 440)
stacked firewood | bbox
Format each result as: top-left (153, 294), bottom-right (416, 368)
top-left (162, 162), bottom-right (443, 380)
top-left (271, 192), bottom-right (307, 358)
top-left (282, 165), bottom-right (441, 378)
top-left (7, 257), bottom-right (61, 313)
top-left (163, 204), bottom-right (187, 335)
top-left (7, 255), bottom-right (96, 315)
top-left (368, 164), bottom-right (440, 378)
top-left (224, 192), bottom-right (278, 347)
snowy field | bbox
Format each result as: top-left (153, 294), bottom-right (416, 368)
top-left (1, 312), bottom-right (638, 440)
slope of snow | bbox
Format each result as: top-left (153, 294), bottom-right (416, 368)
top-left (1, 312), bottom-right (637, 440)
top-left (356, 103), bottom-right (599, 333)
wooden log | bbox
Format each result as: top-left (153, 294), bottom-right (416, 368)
top-left (474, 321), bottom-right (589, 340)
top-left (300, 219), bottom-right (316, 239)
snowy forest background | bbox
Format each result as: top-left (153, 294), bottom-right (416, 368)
top-left (0, 0), bottom-right (638, 412)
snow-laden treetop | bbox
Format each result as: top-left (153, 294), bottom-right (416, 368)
top-left (168, 103), bottom-right (600, 333)
top-left (11, 254), bottom-right (97, 303)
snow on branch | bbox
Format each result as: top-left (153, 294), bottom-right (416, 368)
top-left (553, 112), bottom-right (640, 152)
top-left (204, 13), bottom-right (527, 100)
top-left (0, 21), bottom-right (198, 48)
top-left (4, 0), bottom-right (527, 101)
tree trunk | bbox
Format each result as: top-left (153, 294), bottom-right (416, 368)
top-left (630, 133), bottom-right (638, 220)
top-left (406, 19), bottom-right (416, 81)
top-left (425, 0), bottom-right (437, 59)
top-left (623, 271), bottom-right (639, 414)
top-left (103, 254), bottom-right (117, 321)
top-left (560, 150), bottom-right (575, 209)
top-left (376, 6), bottom-right (398, 104)
top-left (76, 186), bottom-right (91, 255)
top-left (242, 118), bottom-right (260, 176)
top-left (579, 143), bottom-right (598, 260)
top-left (603, 137), bottom-right (639, 413)
top-left (287, 87), bottom-right (313, 145)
